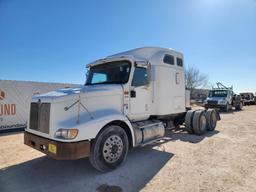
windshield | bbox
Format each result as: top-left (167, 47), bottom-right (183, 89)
top-left (85, 61), bottom-right (131, 85)
top-left (209, 90), bottom-right (228, 97)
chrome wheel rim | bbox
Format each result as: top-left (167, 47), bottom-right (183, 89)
top-left (103, 135), bottom-right (123, 163)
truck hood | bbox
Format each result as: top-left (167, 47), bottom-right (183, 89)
top-left (32, 84), bottom-right (123, 103)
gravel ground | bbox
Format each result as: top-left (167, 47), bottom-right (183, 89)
top-left (1, 106), bottom-right (256, 192)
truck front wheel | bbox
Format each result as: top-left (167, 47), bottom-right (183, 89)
top-left (235, 102), bottom-right (243, 111)
top-left (223, 104), bottom-right (229, 112)
top-left (89, 125), bottom-right (129, 172)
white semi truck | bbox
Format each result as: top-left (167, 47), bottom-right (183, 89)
top-left (205, 82), bottom-right (243, 112)
top-left (24, 47), bottom-right (220, 172)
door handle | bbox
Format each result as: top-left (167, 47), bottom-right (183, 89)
top-left (130, 90), bottom-right (136, 98)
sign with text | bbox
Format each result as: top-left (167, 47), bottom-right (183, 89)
top-left (0, 80), bottom-right (74, 131)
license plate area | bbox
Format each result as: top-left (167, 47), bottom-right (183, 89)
top-left (48, 143), bottom-right (57, 154)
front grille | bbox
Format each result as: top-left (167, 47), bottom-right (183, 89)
top-left (29, 102), bottom-right (50, 134)
top-left (207, 100), bottom-right (218, 105)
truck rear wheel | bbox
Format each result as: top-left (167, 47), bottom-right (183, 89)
top-left (185, 110), bottom-right (195, 134)
top-left (206, 109), bottom-right (217, 131)
top-left (192, 110), bottom-right (207, 135)
top-left (89, 125), bottom-right (129, 172)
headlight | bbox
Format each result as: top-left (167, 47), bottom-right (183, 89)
top-left (55, 128), bottom-right (78, 140)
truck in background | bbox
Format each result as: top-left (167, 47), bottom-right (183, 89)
top-left (204, 82), bottom-right (243, 112)
top-left (24, 47), bottom-right (220, 172)
top-left (240, 92), bottom-right (256, 105)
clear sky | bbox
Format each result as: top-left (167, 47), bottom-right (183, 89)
top-left (0, 0), bottom-right (255, 93)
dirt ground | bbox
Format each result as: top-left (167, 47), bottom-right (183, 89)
top-left (1, 106), bottom-right (256, 192)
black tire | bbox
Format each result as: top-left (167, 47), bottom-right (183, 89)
top-left (206, 109), bottom-right (217, 131)
top-left (223, 104), bottom-right (229, 112)
top-left (185, 110), bottom-right (195, 134)
top-left (192, 110), bottom-right (207, 135)
top-left (89, 125), bottom-right (129, 172)
top-left (235, 102), bottom-right (243, 111)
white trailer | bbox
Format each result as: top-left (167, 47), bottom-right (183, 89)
top-left (24, 47), bottom-right (220, 172)
top-left (0, 80), bottom-right (74, 133)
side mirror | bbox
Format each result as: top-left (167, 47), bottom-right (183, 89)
top-left (130, 90), bottom-right (136, 98)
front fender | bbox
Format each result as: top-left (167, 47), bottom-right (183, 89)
top-left (58, 109), bottom-right (135, 146)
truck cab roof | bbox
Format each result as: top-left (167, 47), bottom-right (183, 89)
top-left (87, 47), bottom-right (184, 68)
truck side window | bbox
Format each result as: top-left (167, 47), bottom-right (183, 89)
top-left (176, 58), bottom-right (183, 67)
top-left (163, 54), bottom-right (174, 65)
top-left (132, 67), bottom-right (148, 87)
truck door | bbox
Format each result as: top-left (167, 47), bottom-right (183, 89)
top-left (128, 66), bottom-right (151, 121)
